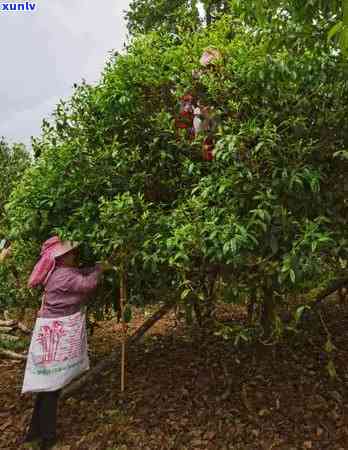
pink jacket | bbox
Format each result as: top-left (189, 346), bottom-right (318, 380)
top-left (39, 265), bottom-right (102, 318)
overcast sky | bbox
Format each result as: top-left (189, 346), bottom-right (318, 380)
top-left (0, 0), bottom-right (130, 146)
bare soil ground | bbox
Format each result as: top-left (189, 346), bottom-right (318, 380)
top-left (1, 301), bottom-right (348, 450)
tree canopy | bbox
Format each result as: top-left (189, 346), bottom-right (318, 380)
top-left (4, 3), bottom-right (348, 336)
top-left (0, 138), bottom-right (30, 309)
top-left (0, 139), bottom-right (29, 230)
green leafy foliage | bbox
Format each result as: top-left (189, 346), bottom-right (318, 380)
top-left (0, 138), bottom-right (31, 310)
top-left (126, 0), bottom-right (201, 35)
top-left (0, 139), bottom-right (30, 230)
top-left (4, 8), bottom-right (348, 334)
top-left (126, 0), bottom-right (230, 35)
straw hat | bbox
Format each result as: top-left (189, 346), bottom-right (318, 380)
top-left (52, 241), bottom-right (79, 259)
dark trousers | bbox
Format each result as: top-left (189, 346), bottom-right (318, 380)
top-left (27, 390), bottom-right (61, 441)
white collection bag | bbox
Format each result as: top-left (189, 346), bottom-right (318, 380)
top-left (22, 310), bottom-right (89, 393)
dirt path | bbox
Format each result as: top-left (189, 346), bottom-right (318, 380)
top-left (1, 304), bottom-right (348, 450)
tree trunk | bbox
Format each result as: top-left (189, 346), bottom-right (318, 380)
top-left (190, 0), bottom-right (201, 22)
top-left (192, 298), bottom-right (203, 326)
top-left (247, 289), bottom-right (257, 325)
top-left (221, 0), bottom-right (229, 13)
top-left (62, 301), bottom-right (175, 398)
top-left (201, 0), bottom-right (213, 26)
top-left (338, 287), bottom-right (348, 304)
top-left (261, 288), bottom-right (276, 337)
top-left (201, 269), bottom-right (218, 324)
top-left (206, 4), bottom-right (212, 25)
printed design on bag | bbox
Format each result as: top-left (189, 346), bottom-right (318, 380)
top-left (36, 321), bottom-right (65, 363)
top-left (22, 312), bottom-right (90, 392)
top-left (34, 359), bottom-right (86, 375)
top-left (66, 313), bottom-right (86, 360)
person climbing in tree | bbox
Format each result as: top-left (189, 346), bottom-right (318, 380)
top-left (193, 103), bottom-right (217, 161)
top-left (175, 93), bottom-right (196, 141)
top-left (192, 48), bottom-right (222, 161)
top-left (21, 236), bottom-right (111, 450)
top-left (174, 48), bottom-right (221, 160)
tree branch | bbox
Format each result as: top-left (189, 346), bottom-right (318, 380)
top-left (312, 277), bottom-right (348, 309)
top-left (0, 348), bottom-right (27, 360)
top-left (62, 301), bottom-right (175, 398)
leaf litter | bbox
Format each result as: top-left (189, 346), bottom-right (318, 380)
top-left (1, 302), bottom-right (348, 449)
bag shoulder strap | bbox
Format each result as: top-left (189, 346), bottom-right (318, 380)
top-left (38, 292), bottom-right (46, 315)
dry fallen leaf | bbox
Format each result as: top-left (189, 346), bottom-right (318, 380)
top-left (258, 408), bottom-right (270, 417)
top-left (0, 418), bottom-right (11, 432)
top-left (316, 427), bottom-right (323, 437)
top-left (203, 431), bottom-right (216, 440)
top-left (191, 439), bottom-right (206, 447)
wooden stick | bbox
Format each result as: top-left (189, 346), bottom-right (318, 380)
top-left (120, 268), bottom-right (125, 393)
top-left (17, 322), bottom-right (31, 334)
top-left (121, 339), bottom-right (126, 393)
top-left (0, 334), bottom-right (20, 342)
top-left (0, 327), bottom-right (14, 333)
top-left (4, 310), bottom-right (12, 321)
top-left (0, 320), bottom-right (17, 327)
top-left (0, 348), bottom-right (27, 360)
top-left (120, 266), bottom-right (128, 393)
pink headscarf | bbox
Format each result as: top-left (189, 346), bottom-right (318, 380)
top-left (28, 236), bottom-right (78, 288)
